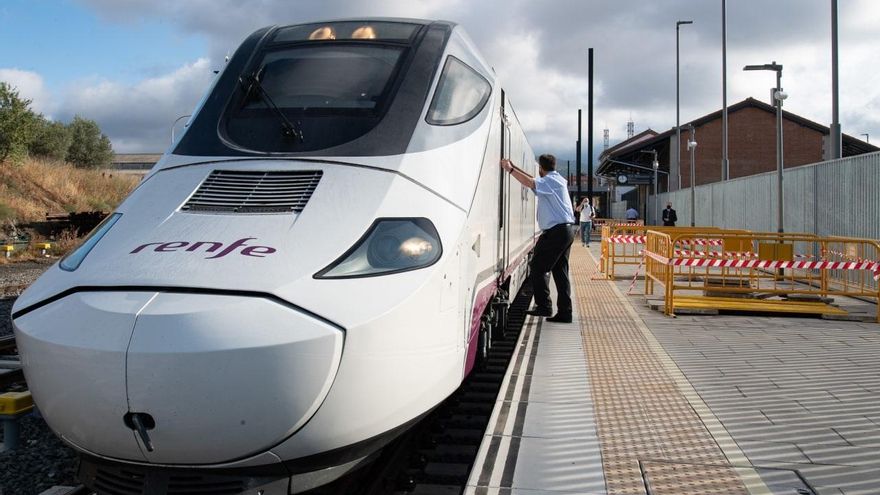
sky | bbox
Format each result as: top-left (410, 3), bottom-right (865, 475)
top-left (1, 0), bottom-right (878, 161)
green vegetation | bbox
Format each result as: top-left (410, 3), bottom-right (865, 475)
top-left (0, 81), bottom-right (114, 168)
top-left (0, 83), bottom-right (38, 162)
top-left (66, 116), bottom-right (113, 168)
top-left (29, 119), bottom-right (72, 162)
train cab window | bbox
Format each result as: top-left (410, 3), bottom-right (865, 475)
top-left (223, 44), bottom-right (406, 152)
top-left (426, 56), bottom-right (491, 126)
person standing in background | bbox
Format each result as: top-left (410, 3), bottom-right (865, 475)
top-left (575, 197), bottom-right (594, 247)
top-left (625, 206), bottom-right (639, 220)
top-left (662, 203), bottom-right (678, 226)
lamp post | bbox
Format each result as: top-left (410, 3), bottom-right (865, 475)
top-left (861, 133), bottom-right (870, 144)
top-left (830, 0), bottom-right (842, 159)
top-left (687, 124), bottom-right (697, 226)
top-left (676, 20), bottom-right (693, 190)
top-left (171, 114), bottom-right (192, 144)
top-left (721, 0), bottom-right (729, 181)
top-left (743, 62), bottom-right (785, 233)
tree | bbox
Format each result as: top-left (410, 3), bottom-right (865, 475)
top-left (29, 117), bottom-right (72, 161)
top-left (66, 116), bottom-right (113, 168)
top-left (0, 82), bottom-right (38, 162)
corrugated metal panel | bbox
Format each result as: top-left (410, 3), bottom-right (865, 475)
top-left (649, 151), bottom-right (880, 238)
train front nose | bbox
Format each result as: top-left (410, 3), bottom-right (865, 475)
top-left (14, 291), bottom-right (343, 464)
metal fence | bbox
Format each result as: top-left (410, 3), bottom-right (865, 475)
top-left (649, 151), bottom-right (880, 241)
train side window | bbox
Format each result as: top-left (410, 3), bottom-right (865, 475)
top-left (426, 56), bottom-right (491, 126)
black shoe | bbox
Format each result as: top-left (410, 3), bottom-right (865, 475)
top-left (547, 313), bottom-right (573, 323)
top-left (525, 307), bottom-right (553, 317)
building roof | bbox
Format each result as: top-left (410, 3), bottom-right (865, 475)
top-left (596, 97), bottom-right (879, 179)
top-left (599, 129), bottom-right (659, 160)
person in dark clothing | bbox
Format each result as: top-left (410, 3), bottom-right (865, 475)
top-left (662, 203), bottom-right (678, 226)
top-left (500, 154), bottom-right (576, 323)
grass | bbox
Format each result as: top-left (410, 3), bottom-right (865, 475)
top-left (0, 157), bottom-right (139, 261)
top-left (0, 157), bottom-right (138, 223)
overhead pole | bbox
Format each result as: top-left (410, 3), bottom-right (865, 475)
top-left (722, 0), bottom-right (730, 180)
top-left (576, 110), bottom-right (582, 202)
top-left (676, 20), bottom-right (693, 190)
top-left (830, 0), bottom-right (842, 159)
top-left (588, 48), bottom-right (595, 203)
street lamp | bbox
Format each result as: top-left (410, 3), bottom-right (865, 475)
top-left (743, 62), bottom-right (785, 233)
top-left (721, 0), bottom-right (729, 181)
top-left (676, 20), bottom-right (693, 191)
top-left (861, 133), bottom-right (870, 144)
top-left (686, 124), bottom-right (697, 226)
top-left (171, 114), bottom-right (192, 144)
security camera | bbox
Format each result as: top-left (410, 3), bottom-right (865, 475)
top-left (687, 139), bottom-right (697, 150)
top-left (774, 90), bottom-right (788, 101)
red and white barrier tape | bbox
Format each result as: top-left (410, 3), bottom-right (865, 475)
top-left (608, 235), bottom-right (646, 244)
top-left (645, 251), bottom-right (880, 281)
top-left (607, 235), bottom-right (725, 247)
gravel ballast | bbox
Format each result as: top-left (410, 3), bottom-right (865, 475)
top-left (0, 415), bottom-right (79, 494)
top-left (1, 259), bottom-right (55, 337)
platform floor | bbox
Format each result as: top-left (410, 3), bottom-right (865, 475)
top-left (466, 242), bottom-right (880, 495)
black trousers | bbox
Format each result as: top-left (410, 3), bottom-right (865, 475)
top-left (530, 223), bottom-right (575, 314)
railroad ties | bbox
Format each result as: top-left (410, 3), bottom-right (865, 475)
top-left (0, 335), bottom-right (24, 390)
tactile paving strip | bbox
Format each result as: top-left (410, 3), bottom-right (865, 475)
top-left (571, 246), bottom-right (749, 495)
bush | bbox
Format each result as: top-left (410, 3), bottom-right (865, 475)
top-left (0, 82), bottom-right (39, 163)
top-left (66, 116), bottom-right (113, 169)
top-left (29, 118), bottom-right (72, 161)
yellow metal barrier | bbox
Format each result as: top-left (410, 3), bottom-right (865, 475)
top-left (644, 230), bottom-right (880, 322)
top-left (600, 225), bottom-right (747, 280)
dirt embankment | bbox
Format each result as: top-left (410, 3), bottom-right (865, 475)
top-left (0, 157), bottom-right (139, 224)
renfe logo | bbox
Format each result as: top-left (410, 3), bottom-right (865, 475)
top-left (130, 237), bottom-right (277, 259)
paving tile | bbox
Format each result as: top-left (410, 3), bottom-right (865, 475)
top-left (735, 439), bottom-right (811, 463)
top-left (521, 400), bottom-right (598, 439)
top-left (511, 436), bottom-right (607, 493)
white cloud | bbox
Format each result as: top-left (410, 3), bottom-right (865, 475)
top-left (56, 0), bottom-right (880, 154)
top-left (0, 68), bottom-right (54, 116)
top-left (56, 58), bottom-right (215, 152)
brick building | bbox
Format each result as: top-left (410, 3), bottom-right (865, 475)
top-left (596, 97), bottom-right (877, 194)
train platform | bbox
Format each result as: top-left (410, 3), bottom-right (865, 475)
top-left (466, 242), bottom-right (880, 495)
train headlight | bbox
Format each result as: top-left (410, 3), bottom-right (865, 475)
top-left (59, 213), bottom-right (122, 272)
top-left (315, 218), bottom-right (442, 278)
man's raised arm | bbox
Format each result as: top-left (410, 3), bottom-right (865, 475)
top-left (500, 159), bottom-right (536, 190)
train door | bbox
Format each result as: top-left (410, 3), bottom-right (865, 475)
top-left (497, 90), bottom-right (511, 277)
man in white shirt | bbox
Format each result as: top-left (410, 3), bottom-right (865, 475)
top-left (500, 154), bottom-right (575, 323)
top-left (575, 197), bottom-right (594, 247)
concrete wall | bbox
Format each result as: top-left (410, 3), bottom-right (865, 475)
top-left (649, 151), bottom-right (880, 241)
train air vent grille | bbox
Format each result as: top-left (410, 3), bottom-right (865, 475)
top-left (182, 170), bottom-right (322, 214)
top-left (94, 467), bottom-right (145, 495)
top-left (168, 474), bottom-right (245, 494)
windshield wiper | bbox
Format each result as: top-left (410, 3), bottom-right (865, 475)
top-left (239, 70), bottom-right (304, 143)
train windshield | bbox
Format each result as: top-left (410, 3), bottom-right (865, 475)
top-left (223, 43), bottom-right (407, 152)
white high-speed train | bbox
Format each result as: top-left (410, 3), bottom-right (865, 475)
top-left (13, 18), bottom-right (538, 494)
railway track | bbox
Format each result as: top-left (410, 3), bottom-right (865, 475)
top-left (0, 334), bottom-right (24, 389)
top-left (306, 285), bottom-right (532, 495)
